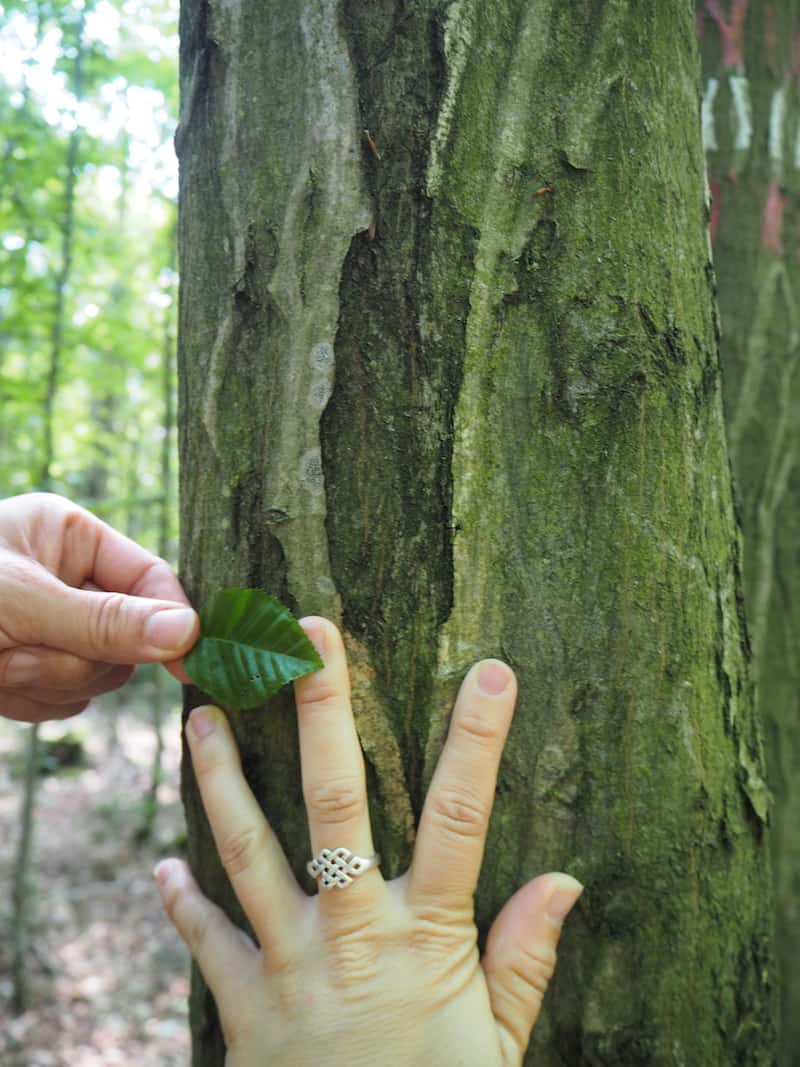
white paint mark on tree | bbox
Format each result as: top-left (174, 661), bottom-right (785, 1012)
top-left (729, 75), bottom-right (752, 152)
top-left (702, 77), bottom-right (719, 151)
top-left (769, 86), bottom-right (786, 165)
top-left (703, 78), bottom-right (720, 151)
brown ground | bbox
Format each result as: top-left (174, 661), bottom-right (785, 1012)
top-left (0, 689), bottom-right (192, 1066)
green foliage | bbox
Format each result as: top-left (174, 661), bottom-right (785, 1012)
top-left (184, 589), bottom-right (324, 710)
top-left (0, 0), bottom-right (179, 560)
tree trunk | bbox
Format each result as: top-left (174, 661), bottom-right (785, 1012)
top-left (178, 3), bottom-right (776, 1064)
top-left (136, 221), bottom-right (178, 846)
top-left (698, 2), bottom-right (800, 1062)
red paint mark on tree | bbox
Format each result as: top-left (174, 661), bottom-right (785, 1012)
top-left (761, 181), bottom-right (787, 254)
top-left (709, 178), bottom-right (722, 244)
top-left (702, 0), bottom-right (749, 68)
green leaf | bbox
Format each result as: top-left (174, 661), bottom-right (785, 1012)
top-left (183, 588), bottom-right (323, 710)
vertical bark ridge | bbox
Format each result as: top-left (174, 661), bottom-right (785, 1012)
top-left (325, 1), bottom-right (470, 826)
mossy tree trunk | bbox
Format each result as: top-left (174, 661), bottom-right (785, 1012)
top-left (178, 3), bottom-right (776, 1064)
top-left (699, 2), bottom-right (800, 1062)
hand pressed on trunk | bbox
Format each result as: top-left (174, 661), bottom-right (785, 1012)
top-left (155, 617), bottom-right (582, 1067)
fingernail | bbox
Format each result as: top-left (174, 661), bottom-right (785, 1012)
top-left (189, 706), bottom-right (215, 740)
top-left (146, 608), bottom-right (198, 652)
top-left (299, 618), bottom-right (326, 658)
top-left (546, 876), bottom-right (584, 924)
top-left (477, 660), bottom-right (511, 695)
top-left (154, 859), bottom-right (186, 889)
top-left (4, 652), bottom-right (40, 686)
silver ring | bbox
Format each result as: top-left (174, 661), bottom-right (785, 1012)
top-left (307, 847), bottom-right (381, 890)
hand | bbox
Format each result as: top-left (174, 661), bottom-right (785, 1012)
top-left (155, 617), bottom-right (582, 1066)
top-left (0, 493), bottom-right (199, 722)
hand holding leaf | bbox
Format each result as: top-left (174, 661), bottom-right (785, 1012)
top-left (183, 589), bottom-right (323, 710)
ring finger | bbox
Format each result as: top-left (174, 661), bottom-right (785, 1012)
top-left (295, 618), bottom-right (383, 912)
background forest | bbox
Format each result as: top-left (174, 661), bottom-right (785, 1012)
top-left (0, 1), bottom-right (189, 1063)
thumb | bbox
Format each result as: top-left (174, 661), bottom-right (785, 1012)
top-left (23, 576), bottom-right (200, 664)
top-left (482, 873), bottom-right (583, 1060)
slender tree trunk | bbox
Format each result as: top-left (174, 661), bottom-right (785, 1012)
top-left (136, 222), bottom-right (177, 845)
top-left (12, 17), bottom-right (83, 1014)
top-left (178, 3), bottom-right (776, 1063)
top-left (10, 723), bottom-right (39, 1012)
top-left (699, 2), bottom-right (800, 1062)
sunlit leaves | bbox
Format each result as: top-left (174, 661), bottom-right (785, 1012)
top-left (0, 0), bottom-right (179, 549)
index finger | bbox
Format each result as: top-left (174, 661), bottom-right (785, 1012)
top-left (64, 505), bottom-right (194, 676)
top-left (57, 501), bottom-right (189, 605)
top-left (408, 660), bottom-right (517, 908)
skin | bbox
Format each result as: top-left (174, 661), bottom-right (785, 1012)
top-left (0, 492), bottom-right (582, 1057)
top-left (0, 492), bottom-right (199, 722)
top-left (156, 618), bottom-right (583, 1067)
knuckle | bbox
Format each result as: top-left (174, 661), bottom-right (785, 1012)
top-left (428, 785), bottom-right (488, 840)
top-left (190, 729), bottom-right (231, 776)
top-left (452, 708), bottom-right (503, 748)
top-left (86, 593), bottom-right (128, 654)
top-left (324, 917), bottom-right (386, 990)
top-left (508, 941), bottom-right (557, 998)
top-left (298, 680), bottom-right (341, 713)
top-left (326, 931), bottom-right (381, 991)
top-left (217, 824), bottom-right (266, 879)
top-left (172, 893), bottom-right (218, 958)
top-left (413, 901), bottom-right (473, 931)
top-left (0, 650), bottom-right (32, 688)
top-left (61, 657), bottom-right (99, 688)
top-left (304, 775), bottom-right (366, 826)
top-left (187, 909), bottom-right (215, 955)
top-left (410, 906), bottom-right (473, 959)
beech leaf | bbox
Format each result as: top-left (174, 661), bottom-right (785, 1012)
top-left (183, 588), bottom-right (323, 709)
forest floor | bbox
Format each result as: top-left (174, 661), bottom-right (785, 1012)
top-left (0, 685), bottom-right (192, 1066)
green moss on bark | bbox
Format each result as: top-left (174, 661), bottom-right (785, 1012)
top-left (179, 1), bottom-right (776, 1064)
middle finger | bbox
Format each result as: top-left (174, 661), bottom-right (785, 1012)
top-left (295, 618), bottom-right (383, 912)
